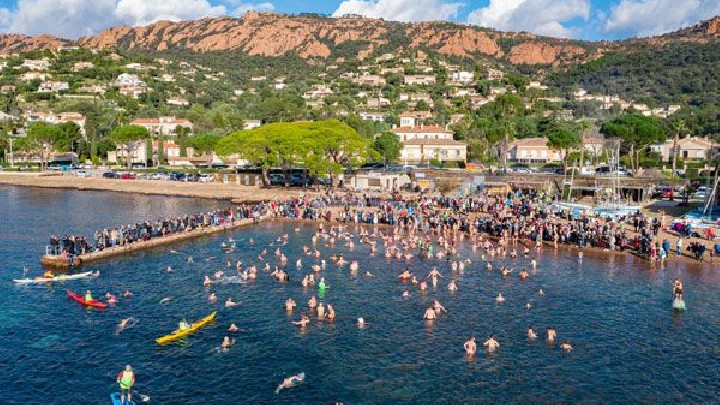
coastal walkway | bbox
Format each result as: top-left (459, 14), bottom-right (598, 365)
top-left (41, 216), bottom-right (264, 268)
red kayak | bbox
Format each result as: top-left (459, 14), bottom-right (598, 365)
top-left (67, 289), bottom-right (107, 309)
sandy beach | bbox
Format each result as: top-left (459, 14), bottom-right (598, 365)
top-left (0, 172), bottom-right (302, 202)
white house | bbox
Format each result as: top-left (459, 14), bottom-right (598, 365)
top-left (243, 120), bottom-right (262, 130)
top-left (360, 112), bottom-right (386, 122)
top-left (38, 81), bottom-right (69, 93)
top-left (115, 73), bottom-right (146, 87)
top-left (166, 97), bottom-right (189, 106)
top-left (451, 71), bottom-right (474, 83)
top-left (404, 75), bottom-right (436, 86)
top-left (24, 110), bottom-right (87, 136)
top-left (21, 59), bottom-right (51, 71)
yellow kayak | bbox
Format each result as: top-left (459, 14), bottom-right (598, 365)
top-left (156, 311), bottom-right (217, 344)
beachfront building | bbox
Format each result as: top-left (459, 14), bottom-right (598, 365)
top-left (130, 116), bottom-right (193, 136)
top-left (391, 125), bottom-right (466, 163)
top-left (649, 135), bottom-right (716, 162)
top-left (507, 137), bottom-right (564, 163)
top-left (108, 139), bottom-right (195, 166)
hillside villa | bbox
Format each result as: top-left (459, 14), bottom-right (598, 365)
top-left (130, 116), bottom-right (193, 136)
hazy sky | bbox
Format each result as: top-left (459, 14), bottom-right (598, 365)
top-left (0, 0), bottom-right (717, 40)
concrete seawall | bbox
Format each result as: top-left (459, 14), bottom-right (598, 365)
top-left (41, 217), bottom-right (263, 268)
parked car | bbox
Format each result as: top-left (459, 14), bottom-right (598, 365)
top-left (269, 174), bottom-right (285, 186)
top-left (184, 174), bottom-right (200, 182)
top-left (198, 174), bottom-right (215, 183)
top-left (513, 167), bottom-right (534, 174)
top-left (119, 173), bottom-right (136, 180)
top-left (102, 171), bottom-right (117, 179)
top-left (75, 170), bottom-right (90, 177)
top-left (691, 187), bottom-right (709, 201)
top-left (289, 173), bottom-right (307, 187)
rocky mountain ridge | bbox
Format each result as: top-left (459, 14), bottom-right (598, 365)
top-left (0, 13), bottom-right (716, 66)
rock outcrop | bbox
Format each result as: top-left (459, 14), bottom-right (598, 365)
top-left (0, 13), bottom-right (716, 65)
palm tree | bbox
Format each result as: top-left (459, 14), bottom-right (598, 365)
top-left (671, 119), bottom-right (686, 180)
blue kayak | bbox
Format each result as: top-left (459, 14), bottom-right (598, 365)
top-left (110, 392), bottom-right (136, 405)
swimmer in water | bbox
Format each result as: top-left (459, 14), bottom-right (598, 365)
top-left (433, 300), bottom-right (447, 314)
top-left (160, 297), bottom-right (171, 304)
top-left (308, 296), bottom-right (317, 311)
top-left (538, 289), bottom-right (545, 296)
top-left (116, 317), bottom-right (133, 334)
top-left (402, 289), bottom-right (410, 298)
top-left (547, 326), bottom-right (556, 343)
top-left (225, 297), bottom-right (238, 307)
top-left (501, 267), bottom-right (513, 277)
top-left (530, 258), bottom-right (537, 270)
top-left (187, 256), bottom-right (194, 263)
top-left (220, 336), bottom-right (236, 351)
top-left (357, 317), bottom-right (365, 328)
top-left (275, 372), bottom-right (305, 394)
top-left (423, 306), bottom-right (437, 320)
top-left (527, 326), bottom-right (537, 339)
top-left (229, 323), bottom-right (239, 332)
top-left (483, 334), bottom-right (500, 351)
top-left (578, 251), bottom-right (583, 263)
top-left (293, 314), bottom-right (310, 328)
top-left (525, 302), bottom-right (531, 310)
top-left (496, 293), bottom-right (505, 303)
top-left (464, 337), bottom-right (477, 356)
top-left (285, 298), bottom-right (296, 312)
top-left (204, 276), bottom-right (213, 287)
top-left (166, 266), bottom-right (173, 273)
top-left (448, 279), bottom-right (458, 291)
top-left (560, 340), bottom-right (573, 352)
top-left (123, 290), bottom-right (133, 297)
top-left (209, 293), bottom-right (217, 303)
top-left (519, 269), bottom-right (529, 280)
top-left (364, 271), bottom-right (373, 278)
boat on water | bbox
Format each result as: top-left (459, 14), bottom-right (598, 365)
top-left (156, 311), bottom-right (217, 344)
top-left (13, 271), bottom-right (99, 285)
top-left (67, 289), bottom-right (107, 309)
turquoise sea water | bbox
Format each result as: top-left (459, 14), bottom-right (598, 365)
top-left (1, 185), bottom-right (719, 404)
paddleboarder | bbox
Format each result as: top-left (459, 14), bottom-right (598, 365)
top-left (116, 365), bottom-right (135, 405)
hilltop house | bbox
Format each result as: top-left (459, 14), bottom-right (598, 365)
top-left (649, 135), bottom-right (716, 162)
top-left (507, 138), bottom-right (564, 163)
top-left (130, 116), bottom-right (193, 136)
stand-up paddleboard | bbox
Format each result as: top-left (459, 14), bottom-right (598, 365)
top-left (673, 298), bottom-right (686, 311)
top-left (110, 392), bottom-right (136, 405)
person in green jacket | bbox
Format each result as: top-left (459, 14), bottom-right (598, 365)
top-left (116, 365), bottom-right (135, 404)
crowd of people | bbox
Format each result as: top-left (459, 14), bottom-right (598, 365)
top-left (48, 189), bottom-right (719, 265)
